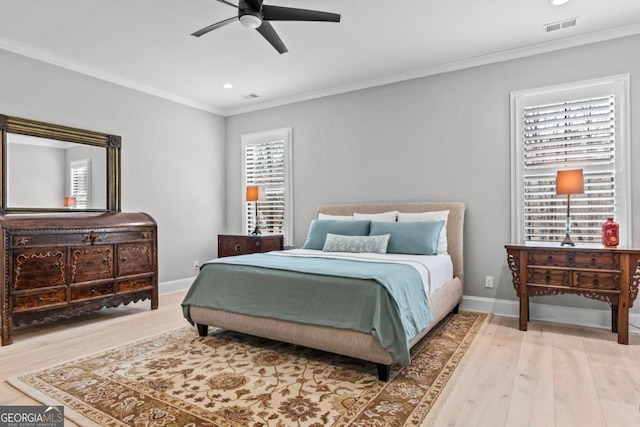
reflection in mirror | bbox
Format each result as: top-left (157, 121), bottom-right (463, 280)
top-left (7, 134), bottom-right (107, 210)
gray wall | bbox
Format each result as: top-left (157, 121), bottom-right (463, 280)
top-left (226, 34), bottom-right (640, 312)
top-left (0, 48), bottom-right (226, 283)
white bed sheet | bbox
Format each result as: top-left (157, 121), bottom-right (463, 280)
top-left (271, 249), bottom-right (453, 295)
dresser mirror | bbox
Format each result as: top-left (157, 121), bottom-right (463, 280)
top-left (0, 114), bottom-right (121, 214)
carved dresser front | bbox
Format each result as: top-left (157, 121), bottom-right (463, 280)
top-left (0, 212), bottom-right (158, 345)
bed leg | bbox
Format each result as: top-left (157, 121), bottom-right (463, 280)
top-left (196, 323), bottom-right (208, 337)
top-left (377, 364), bottom-right (390, 382)
top-left (452, 303), bottom-right (460, 314)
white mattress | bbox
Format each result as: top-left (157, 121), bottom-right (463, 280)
top-left (271, 249), bottom-right (454, 295)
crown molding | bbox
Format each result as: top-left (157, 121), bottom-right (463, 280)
top-left (225, 22), bottom-right (640, 116)
top-left (2, 22), bottom-right (639, 118)
top-left (0, 37), bottom-right (226, 116)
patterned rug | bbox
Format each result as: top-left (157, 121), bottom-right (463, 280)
top-left (9, 311), bottom-right (489, 427)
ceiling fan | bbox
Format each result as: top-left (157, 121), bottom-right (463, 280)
top-left (191, 0), bottom-right (341, 54)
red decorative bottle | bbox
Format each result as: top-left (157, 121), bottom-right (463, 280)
top-left (602, 217), bottom-right (619, 247)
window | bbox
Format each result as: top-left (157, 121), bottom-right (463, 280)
top-left (510, 75), bottom-right (631, 245)
top-left (70, 159), bottom-right (90, 209)
top-left (242, 128), bottom-right (293, 246)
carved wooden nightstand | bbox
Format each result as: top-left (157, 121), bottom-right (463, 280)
top-left (218, 234), bottom-right (284, 258)
top-left (505, 244), bottom-right (640, 344)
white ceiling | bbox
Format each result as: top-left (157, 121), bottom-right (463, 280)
top-left (0, 0), bottom-right (639, 116)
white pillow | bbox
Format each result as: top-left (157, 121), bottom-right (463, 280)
top-left (397, 210), bottom-right (450, 254)
top-left (322, 233), bottom-right (390, 254)
top-left (318, 213), bottom-right (353, 221)
top-left (353, 211), bottom-right (398, 222)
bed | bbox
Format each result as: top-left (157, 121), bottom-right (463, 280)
top-left (182, 202), bottom-right (465, 381)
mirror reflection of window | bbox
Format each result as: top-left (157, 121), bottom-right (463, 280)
top-left (69, 159), bottom-right (90, 209)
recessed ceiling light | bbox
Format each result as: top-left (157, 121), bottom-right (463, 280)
top-left (550, 0), bottom-right (569, 5)
top-left (222, 83), bottom-right (233, 89)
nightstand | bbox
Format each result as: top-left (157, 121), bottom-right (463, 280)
top-left (505, 243), bottom-right (640, 344)
top-left (218, 234), bottom-right (284, 258)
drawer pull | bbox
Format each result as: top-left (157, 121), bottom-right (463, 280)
top-left (37, 297), bottom-right (43, 304)
top-left (103, 258), bottom-right (109, 264)
top-left (120, 257), bottom-right (127, 262)
top-left (234, 244), bottom-right (244, 255)
top-left (545, 273), bottom-right (551, 283)
top-left (134, 281), bottom-right (138, 286)
top-left (90, 288), bottom-right (96, 295)
top-left (52, 262), bottom-right (61, 268)
top-left (593, 278), bottom-right (599, 287)
top-left (591, 257), bottom-right (596, 265)
top-left (83, 232), bottom-right (101, 244)
top-left (547, 256), bottom-right (553, 263)
top-left (256, 241), bottom-right (261, 247)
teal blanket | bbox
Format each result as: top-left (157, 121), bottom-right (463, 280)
top-left (181, 253), bottom-right (432, 365)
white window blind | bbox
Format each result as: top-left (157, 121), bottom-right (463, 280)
top-left (511, 75), bottom-right (631, 245)
top-left (242, 128), bottom-right (292, 245)
top-left (522, 96), bottom-right (615, 243)
top-left (70, 159), bottom-right (90, 209)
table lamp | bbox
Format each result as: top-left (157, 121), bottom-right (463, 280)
top-left (246, 185), bottom-right (265, 235)
top-left (556, 169), bottom-right (584, 246)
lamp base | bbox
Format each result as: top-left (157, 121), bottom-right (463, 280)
top-left (561, 233), bottom-right (575, 246)
top-left (251, 226), bottom-right (261, 236)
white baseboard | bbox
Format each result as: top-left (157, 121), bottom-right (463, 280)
top-left (159, 277), bottom-right (195, 295)
top-left (461, 295), bottom-right (640, 335)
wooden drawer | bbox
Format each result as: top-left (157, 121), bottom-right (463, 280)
top-left (528, 268), bottom-right (570, 287)
top-left (117, 242), bottom-right (153, 276)
top-left (573, 271), bottom-right (620, 291)
top-left (71, 282), bottom-right (114, 301)
top-left (117, 276), bottom-right (153, 293)
top-left (12, 288), bottom-right (67, 311)
top-left (71, 245), bottom-right (114, 283)
top-left (12, 248), bottom-right (66, 290)
top-left (528, 250), bottom-right (570, 267)
top-left (93, 230), bottom-right (155, 244)
top-left (218, 234), bottom-right (284, 257)
top-left (572, 252), bottom-right (619, 269)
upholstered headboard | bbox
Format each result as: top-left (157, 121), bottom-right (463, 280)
top-left (316, 202), bottom-right (465, 285)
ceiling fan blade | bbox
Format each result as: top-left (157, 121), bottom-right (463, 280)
top-left (262, 5), bottom-right (340, 22)
top-left (244, 0), bottom-right (264, 11)
top-left (216, 0), bottom-right (238, 9)
top-left (191, 16), bottom-right (237, 37)
top-left (256, 21), bottom-right (288, 54)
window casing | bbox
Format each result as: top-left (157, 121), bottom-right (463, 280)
top-left (510, 75), bottom-right (631, 245)
top-left (241, 128), bottom-right (293, 246)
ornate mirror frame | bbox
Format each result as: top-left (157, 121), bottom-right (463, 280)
top-left (0, 114), bottom-right (121, 214)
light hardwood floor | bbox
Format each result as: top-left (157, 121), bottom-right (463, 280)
top-left (1, 290), bottom-right (639, 426)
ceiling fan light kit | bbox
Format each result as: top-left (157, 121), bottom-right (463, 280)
top-left (239, 13), bottom-right (262, 29)
top-left (191, 0), bottom-right (341, 54)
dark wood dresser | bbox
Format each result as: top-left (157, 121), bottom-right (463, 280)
top-left (1, 212), bottom-right (158, 345)
top-left (218, 234), bottom-right (284, 258)
top-left (505, 243), bottom-right (640, 344)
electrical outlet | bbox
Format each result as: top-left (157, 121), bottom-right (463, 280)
top-left (485, 276), bottom-right (494, 288)
top-left (193, 260), bottom-right (200, 270)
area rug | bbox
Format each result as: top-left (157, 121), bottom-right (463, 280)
top-left (9, 311), bottom-right (489, 427)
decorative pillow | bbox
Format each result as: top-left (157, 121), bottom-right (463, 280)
top-left (353, 211), bottom-right (398, 222)
top-left (397, 210), bottom-right (450, 254)
top-left (322, 233), bottom-right (390, 254)
top-left (318, 213), bottom-right (353, 221)
top-left (302, 220), bottom-right (371, 250)
top-left (369, 221), bottom-right (444, 255)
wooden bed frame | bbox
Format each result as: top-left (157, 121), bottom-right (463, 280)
top-left (190, 202), bottom-right (465, 381)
